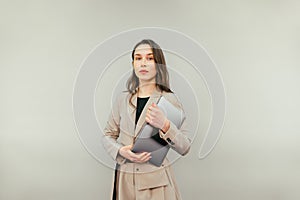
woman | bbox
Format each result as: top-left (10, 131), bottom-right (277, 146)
top-left (103, 39), bottom-right (191, 200)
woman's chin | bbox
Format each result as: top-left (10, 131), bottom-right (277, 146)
top-left (138, 77), bottom-right (156, 83)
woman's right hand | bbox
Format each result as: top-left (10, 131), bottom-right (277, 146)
top-left (118, 145), bottom-right (151, 163)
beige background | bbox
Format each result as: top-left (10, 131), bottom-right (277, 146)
top-left (1, 0), bottom-right (300, 199)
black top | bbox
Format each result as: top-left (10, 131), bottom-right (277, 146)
top-left (135, 96), bottom-right (150, 125)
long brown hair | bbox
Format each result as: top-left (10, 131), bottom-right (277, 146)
top-left (126, 39), bottom-right (173, 96)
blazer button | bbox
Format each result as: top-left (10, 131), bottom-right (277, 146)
top-left (136, 168), bottom-right (139, 171)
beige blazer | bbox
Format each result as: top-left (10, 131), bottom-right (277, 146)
top-left (102, 88), bottom-right (191, 199)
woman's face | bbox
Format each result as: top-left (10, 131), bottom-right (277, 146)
top-left (132, 44), bottom-right (157, 84)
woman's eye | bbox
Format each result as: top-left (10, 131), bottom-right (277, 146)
top-left (135, 57), bottom-right (141, 60)
top-left (147, 57), bottom-right (154, 60)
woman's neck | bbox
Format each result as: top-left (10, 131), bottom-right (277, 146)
top-left (137, 83), bottom-right (156, 97)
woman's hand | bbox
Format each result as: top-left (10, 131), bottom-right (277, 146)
top-left (118, 145), bottom-right (151, 163)
top-left (146, 103), bottom-right (170, 132)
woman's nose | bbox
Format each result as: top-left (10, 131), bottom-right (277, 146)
top-left (141, 58), bottom-right (147, 66)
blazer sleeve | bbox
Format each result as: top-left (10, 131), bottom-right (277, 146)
top-left (158, 94), bottom-right (191, 156)
top-left (102, 93), bottom-right (126, 165)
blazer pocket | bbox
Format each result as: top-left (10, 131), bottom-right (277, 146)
top-left (136, 169), bottom-right (169, 190)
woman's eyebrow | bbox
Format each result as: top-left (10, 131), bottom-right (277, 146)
top-left (134, 53), bottom-right (153, 56)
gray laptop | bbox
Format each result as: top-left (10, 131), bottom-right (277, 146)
top-left (132, 96), bottom-right (184, 167)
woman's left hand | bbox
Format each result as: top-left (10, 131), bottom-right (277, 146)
top-left (146, 103), bottom-right (168, 130)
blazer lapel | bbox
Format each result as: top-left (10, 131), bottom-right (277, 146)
top-left (129, 88), bottom-right (162, 137)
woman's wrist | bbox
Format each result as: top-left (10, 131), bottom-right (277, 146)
top-left (161, 119), bottom-right (170, 133)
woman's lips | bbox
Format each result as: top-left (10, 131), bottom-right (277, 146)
top-left (139, 70), bottom-right (148, 73)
